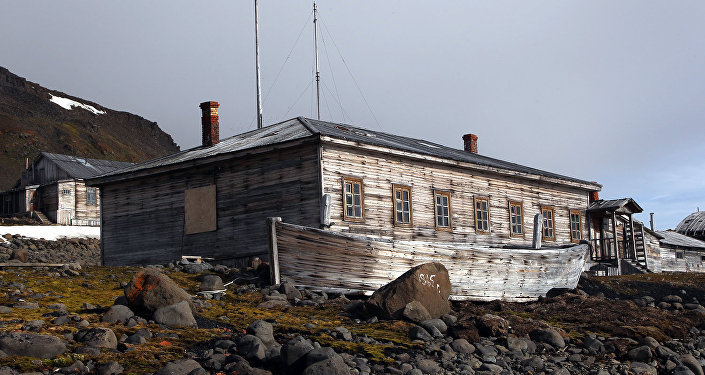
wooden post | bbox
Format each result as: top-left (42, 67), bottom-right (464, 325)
top-left (640, 224), bottom-right (648, 270)
top-left (532, 213), bottom-right (543, 249)
top-left (267, 217), bottom-right (282, 285)
top-left (629, 214), bottom-right (637, 260)
top-left (612, 211), bottom-right (620, 275)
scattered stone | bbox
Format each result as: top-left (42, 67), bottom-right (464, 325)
top-left (238, 335), bottom-right (267, 362)
top-left (247, 320), bottom-right (276, 347)
top-left (279, 282), bottom-right (303, 300)
top-left (123, 268), bottom-right (194, 314)
top-left (450, 338), bottom-right (475, 354)
top-left (476, 314), bottom-right (509, 337)
top-left (0, 332), bottom-right (67, 358)
top-left (94, 361), bottom-right (124, 375)
top-left (75, 327), bottom-right (118, 349)
top-left (409, 326), bottom-right (433, 341)
top-left (416, 359), bottom-right (442, 375)
top-left (10, 249), bottom-right (28, 262)
top-left (628, 345), bottom-right (652, 362)
top-left (101, 305), bottom-right (135, 324)
top-left (199, 275), bottom-right (224, 292)
top-left (303, 355), bottom-right (349, 375)
top-left (530, 328), bottom-right (565, 349)
top-left (281, 336), bottom-right (314, 371)
top-left (154, 359), bottom-right (204, 375)
top-left (402, 300), bottom-right (432, 323)
top-left (365, 262), bottom-right (452, 320)
top-left (152, 300), bottom-right (197, 328)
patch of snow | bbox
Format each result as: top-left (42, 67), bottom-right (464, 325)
top-left (49, 94), bottom-right (106, 115)
top-left (419, 142), bottom-right (441, 148)
top-left (0, 225), bottom-right (100, 241)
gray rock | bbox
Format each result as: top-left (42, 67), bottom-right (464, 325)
top-left (305, 346), bottom-right (338, 366)
top-left (673, 366), bottom-right (697, 375)
top-left (451, 338), bottom-right (475, 354)
top-left (663, 295), bottom-right (683, 303)
top-left (530, 328), bottom-right (565, 349)
top-left (334, 327), bottom-right (352, 341)
top-left (441, 314), bottom-right (458, 327)
top-left (75, 327), bottom-right (118, 349)
top-left (101, 305), bottom-right (134, 324)
top-left (281, 336), bottom-right (314, 370)
top-left (630, 362), bottom-right (657, 375)
top-left (247, 320), bottom-right (276, 348)
top-left (59, 360), bottom-right (88, 374)
top-left (408, 326), bottom-right (433, 341)
top-left (257, 299), bottom-right (290, 309)
top-left (47, 303), bottom-right (66, 310)
top-left (125, 334), bottom-right (146, 345)
top-left (416, 359), bottom-right (442, 375)
top-left (124, 269), bottom-right (195, 314)
top-left (21, 320), bottom-right (44, 332)
top-left (13, 302), bottom-right (39, 309)
top-left (628, 345), bottom-right (652, 362)
top-left (639, 336), bottom-right (659, 348)
top-left (303, 355), bottom-right (349, 375)
top-left (480, 363), bottom-right (503, 374)
top-left (199, 275), bottom-right (224, 292)
top-left (94, 361), bottom-right (124, 375)
top-left (279, 282), bottom-right (302, 300)
top-left (238, 334), bottom-right (266, 362)
top-left (152, 300), bottom-right (197, 328)
top-left (0, 332), bottom-right (67, 358)
top-left (0, 367), bottom-right (19, 375)
top-left (421, 319), bottom-right (448, 334)
top-left (655, 345), bottom-right (678, 359)
top-left (0, 306), bottom-right (11, 314)
top-left (154, 359), bottom-right (204, 375)
top-left (680, 354), bottom-right (704, 375)
top-left (521, 356), bottom-right (545, 371)
top-left (402, 300), bottom-right (432, 323)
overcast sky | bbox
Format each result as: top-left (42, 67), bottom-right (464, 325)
top-left (2, 1), bottom-right (704, 230)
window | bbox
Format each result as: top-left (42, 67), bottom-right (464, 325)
top-left (676, 251), bottom-right (684, 260)
top-left (570, 210), bottom-right (582, 243)
top-left (475, 196), bottom-right (490, 233)
top-left (393, 184), bottom-right (412, 226)
top-left (343, 177), bottom-right (364, 221)
top-left (86, 187), bottom-right (97, 205)
top-left (542, 206), bottom-right (555, 241)
top-left (61, 189), bottom-right (71, 195)
top-left (509, 201), bottom-right (524, 236)
top-left (434, 190), bottom-right (451, 230)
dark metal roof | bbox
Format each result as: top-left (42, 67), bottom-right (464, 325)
top-left (657, 230), bottom-right (705, 250)
top-left (41, 152), bottom-right (134, 179)
top-left (587, 198), bottom-right (643, 215)
top-left (675, 211), bottom-right (705, 239)
top-left (91, 117), bottom-right (601, 189)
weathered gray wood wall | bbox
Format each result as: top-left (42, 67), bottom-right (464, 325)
top-left (72, 180), bottom-right (101, 225)
top-left (643, 230), bottom-right (662, 273)
top-left (320, 142), bottom-right (590, 246)
top-left (274, 221), bottom-right (588, 302)
top-left (661, 247), bottom-right (705, 273)
top-left (100, 142), bottom-right (321, 266)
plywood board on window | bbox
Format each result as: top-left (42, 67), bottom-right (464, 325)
top-left (185, 185), bottom-right (217, 234)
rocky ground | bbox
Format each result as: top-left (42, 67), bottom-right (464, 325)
top-left (0, 234), bottom-right (100, 265)
top-left (1, 238), bottom-right (705, 374)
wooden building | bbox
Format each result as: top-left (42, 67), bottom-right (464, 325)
top-left (675, 211), bottom-right (705, 241)
top-left (89, 101), bottom-right (604, 266)
top-left (0, 152), bottom-right (132, 225)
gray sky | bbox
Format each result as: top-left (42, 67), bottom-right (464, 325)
top-left (2, 1), bottom-right (704, 230)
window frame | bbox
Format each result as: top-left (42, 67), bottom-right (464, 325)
top-left (541, 205), bottom-right (556, 241)
top-left (342, 176), bottom-right (364, 222)
top-left (508, 201), bottom-right (524, 237)
top-left (569, 209), bottom-right (583, 243)
top-left (86, 187), bottom-right (97, 206)
top-left (676, 250), bottom-right (684, 260)
top-left (474, 196), bottom-right (490, 234)
top-left (433, 190), bottom-right (452, 231)
top-left (392, 184), bottom-right (413, 227)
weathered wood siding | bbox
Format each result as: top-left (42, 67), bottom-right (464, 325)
top-left (100, 142), bottom-right (320, 266)
top-left (273, 221), bottom-right (588, 301)
top-left (661, 247), bottom-right (705, 273)
top-left (37, 183), bottom-right (59, 223)
top-left (56, 180), bottom-right (76, 225)
top-left (73, 181), bottom-right (101, 225)
top-left (643, 230), bottom-right (662, 273)
top-left (320, 142), bottom-right (590, 246)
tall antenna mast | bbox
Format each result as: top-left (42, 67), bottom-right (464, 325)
top-left (313, 2), bottom-right (321, 120)
top-left (254, 0), bottom-right (264, 129)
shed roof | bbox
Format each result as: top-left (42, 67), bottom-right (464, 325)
top-left (40, 152), bottom-right (134, 179)
top-left (90, 117), bottom-right (601, 189)
top-left (675, 211), bottom-right (705, 238)
top-left (657, 230), bottom-right (705, 250)
top-left (587, 198), bottom-right (643, 215)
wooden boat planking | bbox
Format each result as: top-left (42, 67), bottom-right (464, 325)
top-left (267, 218), bottom-right (589, 302)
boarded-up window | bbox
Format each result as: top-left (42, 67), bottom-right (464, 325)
top-left (393, 184), bottom-right (412, 226)
top-left (542, 206), bottom-right (555, 241)
top-left (184, 185), bottom-right (217, 234)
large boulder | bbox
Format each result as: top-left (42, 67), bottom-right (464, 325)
top-left (152, 301), bottom-right (197, 328)
top-left (365, 262), bottom-right (451, 320)
top-left (75, 328), bottom-right (118, 349)
top-left (124, 269), bottom-right (194, 314)
top-left (0, 332), bottom-right (67, 358)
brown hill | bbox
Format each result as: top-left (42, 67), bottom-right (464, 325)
top-left (0, 66), bottom-right (180, 190)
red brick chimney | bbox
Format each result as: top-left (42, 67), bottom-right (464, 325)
top-left (462, 134), bottom-right (478, 154)
top-left (200, 101), bottom-right (220, 147)
top-left (589, 190), bottom-right (600, 202)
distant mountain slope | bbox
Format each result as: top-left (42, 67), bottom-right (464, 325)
top-left (0, 66), bottom-right (180, 190)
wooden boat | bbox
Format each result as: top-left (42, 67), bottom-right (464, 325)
top-left (267, 219), bottom-right (589, 302)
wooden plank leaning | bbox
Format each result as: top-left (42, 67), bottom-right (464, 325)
top-left (267, 217), bottom-right (282, 285)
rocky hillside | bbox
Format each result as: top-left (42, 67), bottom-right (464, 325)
top-left (0, 66), bottom-right (180, 190)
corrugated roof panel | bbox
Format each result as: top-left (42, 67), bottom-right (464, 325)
top-left (41, 152), bottom-right (134, 179)
top-left (657, 230), bottom-right (705, 250)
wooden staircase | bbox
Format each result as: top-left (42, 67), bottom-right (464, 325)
top-left (31, 211), bottom-right (51, 224)
top-left (624, 220), bottom-right (650, 273)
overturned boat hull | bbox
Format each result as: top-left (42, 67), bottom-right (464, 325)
top-left (268, 220), bottom-right (589, 302)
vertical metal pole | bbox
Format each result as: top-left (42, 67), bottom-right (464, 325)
top-left (314, 2), bottom-right (321, 120)
top-left (255, 0), bottom-right (264, 129)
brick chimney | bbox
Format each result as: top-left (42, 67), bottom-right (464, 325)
top-left (200, 101), bottom-right (220, 147)
top-left (589, 190), bottom-right (600, 202)
top-left (462, 134), bottom-right (478, 154)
